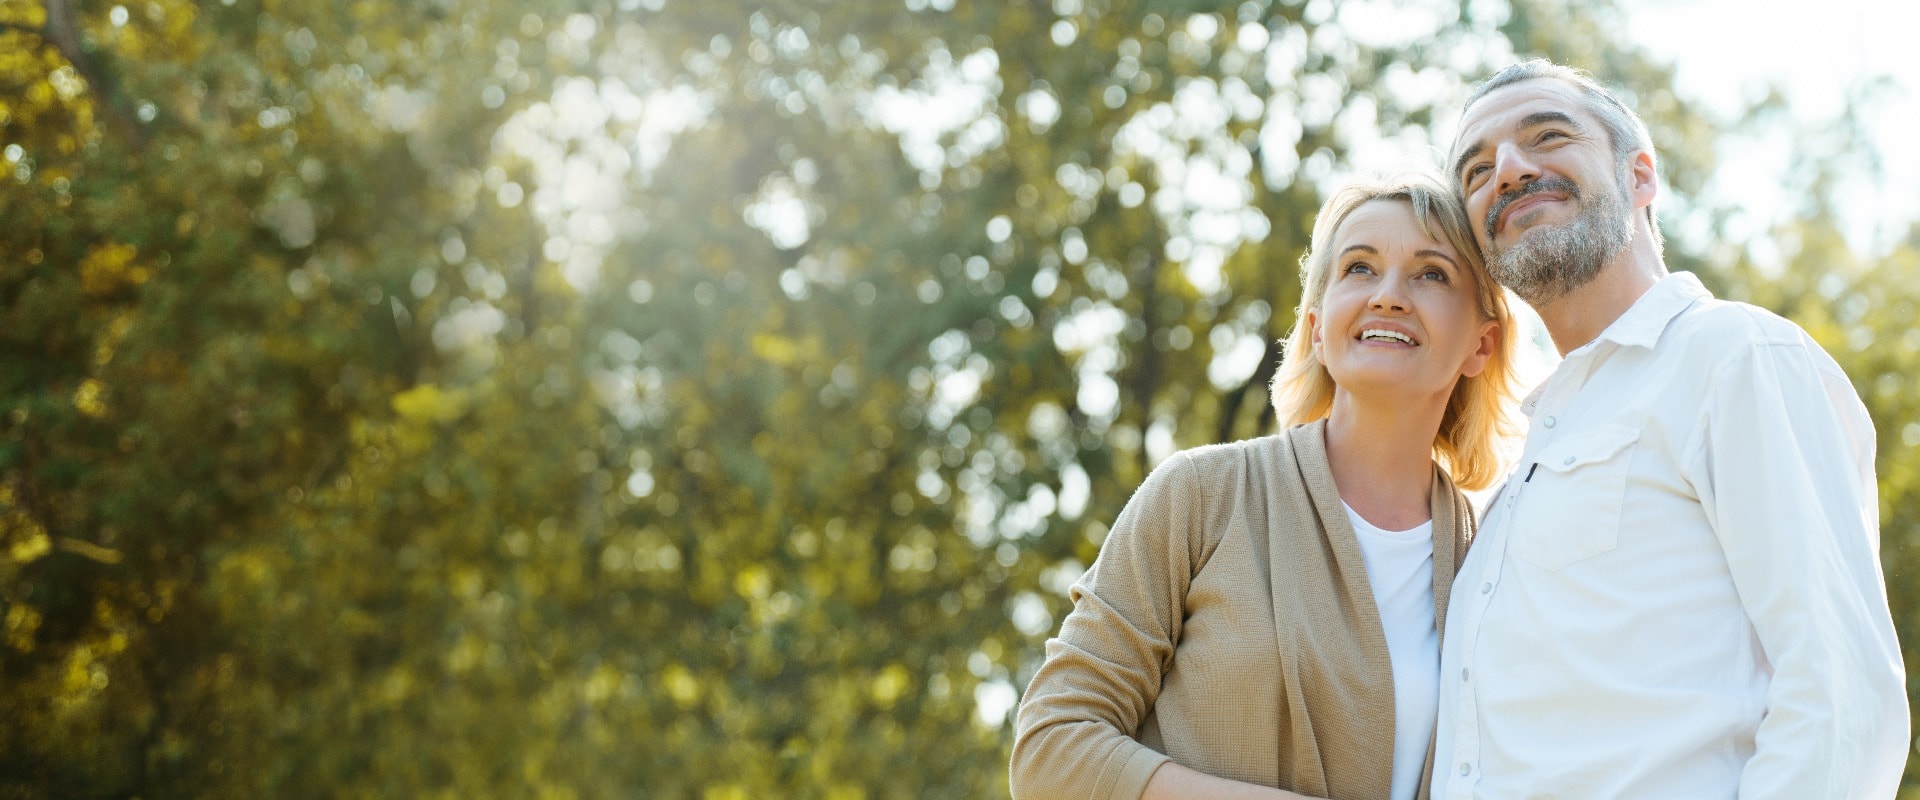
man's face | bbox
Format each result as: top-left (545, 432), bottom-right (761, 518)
top-left (1450, 79), bottom-right (1635, 306)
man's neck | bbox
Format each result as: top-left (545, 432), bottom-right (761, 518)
top-left (1533, 242), bottom-right (1667, 356)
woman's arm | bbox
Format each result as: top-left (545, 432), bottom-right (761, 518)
top-left (1142, 762), bottom-right (1326, 800)
top-left (1011, 450), bottom-right (1332, 800)
top-left (1010, 454), bottom-right (1200, 799)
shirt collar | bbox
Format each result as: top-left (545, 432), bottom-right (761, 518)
top-left (1584, 270), bottom-right (1710, 352)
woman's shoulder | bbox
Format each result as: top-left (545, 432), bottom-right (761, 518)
top-left (1143, 429), bottom-right (1312, 501)
top-left (1182, 420), bottom-right (1327, 470)
top-left (1168, 433), bottom-right (1293, 472)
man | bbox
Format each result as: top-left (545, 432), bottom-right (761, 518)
top-left (1431, 60), bottom-right (1908, 798)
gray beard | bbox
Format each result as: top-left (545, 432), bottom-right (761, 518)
top-left (1488, 178), bottom-right (1633, 307)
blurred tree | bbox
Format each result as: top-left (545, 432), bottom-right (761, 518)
top-left (0, 0), bottom-right (568, 793)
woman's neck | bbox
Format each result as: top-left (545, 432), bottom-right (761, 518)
top-left (1323, 389), bottom-right (1446, 531)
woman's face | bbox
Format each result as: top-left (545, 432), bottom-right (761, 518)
top-left (1308, 199), bottom-right (1498, 402)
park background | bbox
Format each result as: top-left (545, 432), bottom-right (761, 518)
top-left (4, 0), bottom-right (1920, 796)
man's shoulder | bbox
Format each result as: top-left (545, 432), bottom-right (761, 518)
top-left (1665, 292), bottom-right (1816, 356)
top-left (1664, 292), bottom-right (1852, 384)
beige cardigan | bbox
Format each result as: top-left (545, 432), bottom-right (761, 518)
top-left (1010, 420), bottom-right (1473, 800)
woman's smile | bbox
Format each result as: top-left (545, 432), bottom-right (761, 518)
top-left (1357, 324), bottom-right (1419, 347)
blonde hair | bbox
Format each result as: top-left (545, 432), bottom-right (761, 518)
top-left (1269, 173), bottom-right (1521, 491)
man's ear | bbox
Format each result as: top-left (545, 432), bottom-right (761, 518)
top-left (1627, 150), bottom-right (1658, 210)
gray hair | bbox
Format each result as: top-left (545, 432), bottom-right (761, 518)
top-left (1457, 59), bottom-right (1663, 250)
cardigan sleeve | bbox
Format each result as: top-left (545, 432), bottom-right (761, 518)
top-left (1010, 452), bottom-right (1207, 800)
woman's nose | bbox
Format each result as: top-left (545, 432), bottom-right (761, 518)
top-left (1369, 279), bottom-right (1410, 312)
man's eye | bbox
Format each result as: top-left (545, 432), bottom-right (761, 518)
top-left (1464, 164), bottom-right (1489, 185)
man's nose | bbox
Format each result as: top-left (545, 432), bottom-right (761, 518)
top-left (1493, 142), bottom-right (1539, 196)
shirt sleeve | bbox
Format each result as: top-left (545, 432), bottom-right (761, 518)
top-left (1685, 337), bottom-right (1908, 799)
top-left (1008, 452), bottom-right (1204, 800)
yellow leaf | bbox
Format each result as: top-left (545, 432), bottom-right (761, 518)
top-left (751, 333), bottom-right (799, 365)
top-left (733, 565), bottom-right (771, 599)
top-left (662, 663), bottom-right (700, 708)
top-left (72, 378), bottom-right (107, 418)
top-left (78, 242), bottom-right (146, 296)
top-left (8, 524), bottom-right (50, 564)
top-left (870, 664), bottom-right (908, 707)
top-left (584, 663), bottom-right (621, 705)
top-left (4, 604), bottom-right (41, 653)
top-left (391, 383), bottom-right (468, 424)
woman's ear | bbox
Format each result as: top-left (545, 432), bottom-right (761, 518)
top-left (1304, 307), bottom-right (1323, 355)
top-left (1459, 320), bottom-right (1499, 378)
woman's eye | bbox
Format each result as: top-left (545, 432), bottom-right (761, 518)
top-left (1421, 268), bottom-right (1449, 282)
top-left (1344, 262), bottom-right (1374, 275)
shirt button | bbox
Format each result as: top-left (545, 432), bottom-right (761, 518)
top-left (1563, 456), bottom-right (1576, 465)
top-left (1481, 582), bottom-right (1492, 594)
top-left (1544, 416), bottom-right (1557, 428)
top-left (1459, 763), bottom-right (1472, 776)
top-left (1462, 668), bottom-right (1471, 681)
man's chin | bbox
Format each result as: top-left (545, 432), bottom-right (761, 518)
top-left (1492, 217), bottom-right (1560, 253)
top-left (1489, 240), bottom-right (1572, 305)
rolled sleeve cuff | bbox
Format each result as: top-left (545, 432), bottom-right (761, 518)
top-left (1107, 744), bottom-right (1171, 800)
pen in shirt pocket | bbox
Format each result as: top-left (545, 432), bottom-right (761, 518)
top-left (1524, 463), bottom-right (1539, 482)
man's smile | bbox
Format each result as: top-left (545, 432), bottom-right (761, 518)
top-left (1486, 177), bottom-right (1580, 240)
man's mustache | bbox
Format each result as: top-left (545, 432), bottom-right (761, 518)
top-left (1486, 177), bottom-right (1582, 241)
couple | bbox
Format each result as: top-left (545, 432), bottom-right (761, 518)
top-left (1010, 60), bottom-right (1908, 799)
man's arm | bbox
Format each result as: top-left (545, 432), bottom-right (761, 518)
top-left (1687, 337), bottom-right (1907, 799)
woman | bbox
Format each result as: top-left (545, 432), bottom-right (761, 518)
top-left (1010, 173), bottom-right (1520, 800)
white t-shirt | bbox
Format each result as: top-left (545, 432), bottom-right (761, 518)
top-left (1343, 502), bottom-right (1438, 800)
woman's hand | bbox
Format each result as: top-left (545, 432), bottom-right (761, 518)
top-left (1141, 762), bottom-right (1329, 800)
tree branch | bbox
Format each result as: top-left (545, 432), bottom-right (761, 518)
top-left (1215, 335), bottom-right (1281, 444)
top-left (40, 0), bottom-right (148, 151)
top-left (1129, 251), bottom-right (1162, 477)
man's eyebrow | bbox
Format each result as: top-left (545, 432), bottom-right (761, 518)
top-left (1452, 111), bottom-right (1586, 180)
top-left (1520, 110), bottom-right (1580, 131)
top-left (1452, 140), bottom-right (1486, 183)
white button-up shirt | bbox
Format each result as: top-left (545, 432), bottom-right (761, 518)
top-left (1433, 272), bottom-right (1907, 799)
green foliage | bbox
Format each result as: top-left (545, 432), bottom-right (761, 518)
top-left (1, 0), bottom-right (1915, 796)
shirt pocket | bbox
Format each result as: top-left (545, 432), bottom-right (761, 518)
top-left (1509, 424), bottom-right (1641, 572)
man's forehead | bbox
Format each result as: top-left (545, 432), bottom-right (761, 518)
top-left (1457, 79), bottom-right (1596, 141)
